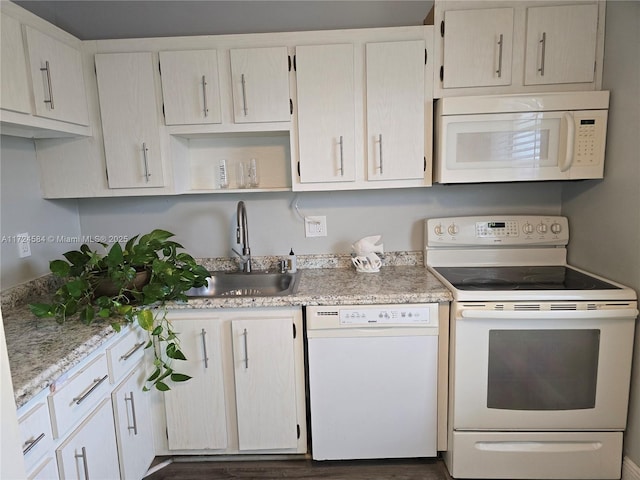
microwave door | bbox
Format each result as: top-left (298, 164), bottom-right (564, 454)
top-left (437, 111), bottom-right (569, 183)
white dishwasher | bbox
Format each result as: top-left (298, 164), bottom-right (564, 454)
top-left (306, 303), bottom-right (439, 460)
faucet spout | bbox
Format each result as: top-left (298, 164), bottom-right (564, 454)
top-left (235, 200), bottom-right (251, 272)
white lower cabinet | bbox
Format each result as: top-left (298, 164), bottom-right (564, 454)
top-left (111, 364), bottom-right (155, 480)
top-left (55, 398), bottom-right (120, 480)
top-left (158, 307), bottom-right (306, 455)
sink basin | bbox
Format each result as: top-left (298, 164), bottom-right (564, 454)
top-left (185, 270), bottom-right (301, 297)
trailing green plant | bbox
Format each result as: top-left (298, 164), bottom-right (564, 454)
top-left (29, 229), bottom-right (210, 391)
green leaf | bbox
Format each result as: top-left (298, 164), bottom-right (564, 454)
top-left (105, 242), bottom-right (124, 268)
top-left (63, 249), bottom-right (88, 267)
top-left (151, 325), bottom-right (163, 336)
top-left (111, 321), bottom-right (122, 332)
top-left (49, 259), bottom-right (71, 277)
top-left (155, 381), bottom-right (170, 391)
top-left (66, 279), bottom-right (87, 298)
top-left (147, 367), bottom-right (161, 382)
top-left (98, 308), bottom-right (111, 318)
top-left (29, 303), bottom-right (54, 317)
top-left (79, 305), bottom-right (95, 325)
top-left (170, 373), bottom-right (192, 382)
top-left (137, 309), bottom-right (155, 331)
top-left (166, 344), bottom-right (187, 361)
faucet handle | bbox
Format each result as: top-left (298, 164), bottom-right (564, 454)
top-left (278, 259), bottom-right (288, 274)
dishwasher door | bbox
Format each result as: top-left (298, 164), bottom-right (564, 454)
top-left (306, 304), bottom-right (439, 460)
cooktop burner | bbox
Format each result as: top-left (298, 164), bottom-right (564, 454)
top-left (433, 266), bottom-right (621, 291)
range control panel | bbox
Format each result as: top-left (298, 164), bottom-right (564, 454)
top-left (340, 306), bottom-right (431, 325)
top-left (426, 215), bottom-right (570, 247)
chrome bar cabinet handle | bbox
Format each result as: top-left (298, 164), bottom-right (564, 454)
top-left (339, 135), bottom-right (344, 176)
top-left (496, 34), bottom-right (504, 78)
top-left (201, 328), bottom-right (209, 369)
top-left (72, 375), bottom-right (108, 405)
top-left (142, 143), bottom-right (151, 183)
top-left (23, 433), bottom-right (46, 455)
top-left (75, 446), bottom-right (90, 480)
top-left (40, 60), bottom-right (55, 109)
top-left (125, 392), bottom-right (139, 435)
top-left (538, 32), bottom-right (547, 76)
top-left (378, 134), bottom-right (384, 174)
top-left (119, 341), bottom-right (145, 362)
top-left (243, 328), bottom-right (249, 369)
top-left (201, 75), bottom-right (208, 117)
top-left (241, 73), bottom-right (248, 116)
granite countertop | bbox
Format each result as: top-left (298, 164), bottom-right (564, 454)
top-left (2, 253), bottom-right (452, 408)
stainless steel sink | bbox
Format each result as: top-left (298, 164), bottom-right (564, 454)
top-left (185, 270), bottom-right (301, 297)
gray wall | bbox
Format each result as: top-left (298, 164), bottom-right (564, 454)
top-left (0, 136), bottom-right (81, 289)
top-left (76, 185), bottom-right (562, 260)
top-left (562, 0), bottom-right (640, 466)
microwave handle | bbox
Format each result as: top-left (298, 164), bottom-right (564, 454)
top-left (560, 112), bottom-right (575, 172)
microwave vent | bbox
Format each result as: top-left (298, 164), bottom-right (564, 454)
top-left (514, 304), bottom-right (541, 311)
top-left (550, 304), bottom-right (578, 311)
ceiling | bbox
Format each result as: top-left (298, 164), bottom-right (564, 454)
top-left (14, 1), bottom-right (433, 41)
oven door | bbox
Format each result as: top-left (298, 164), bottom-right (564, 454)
top-left (452, 303), bottom-right (637, 430)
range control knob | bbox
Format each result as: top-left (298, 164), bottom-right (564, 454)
top-left (523, 223), bottom-right (535, 235)
top-left (551, 223), bottom-right (563, 234)
top-left (537, 223), bottom-right (548, 234)
top-left (447, 223), bottom-right (459, 236)
top-left (434, 224), bottom-right (444, 236)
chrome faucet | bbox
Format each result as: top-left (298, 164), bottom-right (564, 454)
top-left (233, 200), bottom-right (252, 272)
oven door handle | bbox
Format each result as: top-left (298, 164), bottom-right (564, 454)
top-left (460, 309), bottom-right (638, 320)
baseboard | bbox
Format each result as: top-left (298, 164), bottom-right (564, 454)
top-left (622, 456), bottom-right (640, 480)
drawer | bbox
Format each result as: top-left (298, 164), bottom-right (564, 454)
top-left (106, 326), bottom-right (147, 383)
top-left (18, 402), bottom-right (53, 473)
top-left (48, 354), bottom-right (110, 439)
top-left (27, 456), bottom-right (58, 480)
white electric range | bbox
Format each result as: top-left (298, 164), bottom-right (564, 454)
top-left (424, 215), bottom-right (638, 480)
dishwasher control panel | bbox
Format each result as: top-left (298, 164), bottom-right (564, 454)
top-left (340, 307), bottom-right (431, 325)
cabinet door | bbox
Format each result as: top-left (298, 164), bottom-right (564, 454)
top-left (25, 26), bottom-right (89, 126)
top-left (159, 49), bottom-right (222, 125)
top-left (56, 398), bottom-right (120, 480)
top-left (443, 8), bottom-right (514, 88)
top-left (231, 317), bottom-right (297, 451)
top-left (524, 4), bottom-right (598, 86)
top-left (95, 52), bottom-right (165, 188)
top-left (230, 47), bottom-right (290, 123)
top-left (295, 44), bottom-right (356, 184)
top-left (163, 318), bottom-right (228, 450)
top-left (0, 13), bottom-right (30, 114)
top-left (112, 364), bottom-right (155, 480)
top-left (366, 40), bottom-right (425, 181)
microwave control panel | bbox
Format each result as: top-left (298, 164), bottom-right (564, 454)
top-left (573, 111), bottom-right (607, 166)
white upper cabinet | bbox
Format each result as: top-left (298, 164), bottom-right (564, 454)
top-left (159, 49), bottom-right (222, 125)
top-left (442, 8), bottom-right (514, 89)
top-left (524, 4), bottom-right (599, 86)
top-left (95, 52), bottom-right (166, 189)
top-left (230, 47), bottom-right (290, 123)
top-left (0, 12), bottom-right (31, 114)
top-left (366, 40), bottom-right (426, 181)
top-left (295, 44), bottom-right (356, 184)
top-left (434, 1), bottom-right (605, 97)
top-left (25, 25), bottom-right (89, 126)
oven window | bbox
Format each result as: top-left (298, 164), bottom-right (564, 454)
top-left (487, 329), bottom-right (600, 410)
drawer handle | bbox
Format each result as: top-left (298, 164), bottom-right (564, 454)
top-left (538, 31), bottom-right (547, 76)
top-left (119, 341), bottom-right (145, 361)
top-left (201, 328), bottom-right (209, 369)
top-left (75, 446), bottom-right (90, 480)
top-left (22, 432), bottom-right (45, 455)
top-left (125, 391), bottom-right (139, 435)
top-left (72, 374), bottom-right (108, 405)
top-left (142, 143), bottom-right (151, 183)
top-left (496, 34), bottom-right (504, 78)
top-left (202, 75), bottom-right (209, 117)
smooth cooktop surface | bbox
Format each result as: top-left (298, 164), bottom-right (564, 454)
top-left (433, 266), bottom-right (621, 291)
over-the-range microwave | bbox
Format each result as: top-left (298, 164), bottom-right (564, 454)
top-left (434, 91), bottom-right (609, 184)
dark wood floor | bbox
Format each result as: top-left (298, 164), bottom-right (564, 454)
top-left (144, 457), bottom-right (454, 480)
